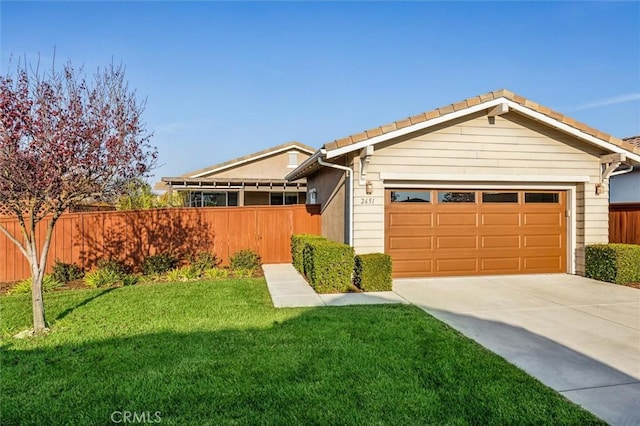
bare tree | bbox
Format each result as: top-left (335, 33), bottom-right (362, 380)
top-left (0, 58), bottom-right (157, 333)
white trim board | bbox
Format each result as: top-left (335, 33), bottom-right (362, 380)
top-left (380, 172), bottom-right (591, 183)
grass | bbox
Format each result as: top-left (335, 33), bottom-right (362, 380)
top-left (1, 279), bottom-right (602, 425)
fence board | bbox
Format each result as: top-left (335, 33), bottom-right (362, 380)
top-left (609, 203), bottom-right (640, 245)
top-left (0, 205), bottom-right (321, 282)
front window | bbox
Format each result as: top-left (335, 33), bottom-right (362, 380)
top-left (187, 191), bottom-right (238, 207)
top-left (270, 192), bottom-right (299, 205)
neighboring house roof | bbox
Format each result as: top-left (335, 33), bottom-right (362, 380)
top-left (286, 89), bottom-right (640, 181)
top-left (179, 141), bottom-right (315, 179)
top-left (157, 141), bottom-right (315, 190)
top-left (624, 135), bottom-right (640, 148)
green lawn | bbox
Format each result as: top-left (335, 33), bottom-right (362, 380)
top-left (1, 279), bottom-right (602, 425)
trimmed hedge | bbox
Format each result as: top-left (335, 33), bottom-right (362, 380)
top-left (303, 239), bottom-right (355, 293)
top-left (354, 253), bottom-right (393, 292)
top-left (585, 243), bottom-right (640, 285)
top-left (291, 234), bottom-right (324, 273)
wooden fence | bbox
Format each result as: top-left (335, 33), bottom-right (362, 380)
top-left (609, 203), bottom-right (640, 245)
top-left (0, 205), bottom-right (321, 282)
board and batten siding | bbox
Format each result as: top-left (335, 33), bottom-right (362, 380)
top-left (349, 111), bottom-right (608, 275)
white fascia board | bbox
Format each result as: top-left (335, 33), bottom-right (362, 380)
top-left (379, 172), bottom-right (591, 183)
top-left (324, 99), bottom-right (506, 159)
top-left (284, 150), bottom-right (323, 181)
top-left (191, 144), bottom-right (315, 178)
top-left (324, 97), bottom-right (640, 163)
top-left (505, 101), bottom-right (640, 163)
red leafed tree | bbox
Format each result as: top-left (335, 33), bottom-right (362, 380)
top-left (0, 60), bottom-right (157, 333)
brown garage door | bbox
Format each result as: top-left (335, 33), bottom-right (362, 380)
top-left (385, 189), bottom-right (567, 277)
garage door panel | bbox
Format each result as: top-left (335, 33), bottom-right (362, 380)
top-left (386, 189), bottom-right (566, 277)
top-left (523, 212), bottom-right (563, 226)
top-left (481, 257), bottom-right (521, 273)
top-left (394, 259), bottom-right (433, 274)
top-left (388, 236), bottom-right (432, 250)
top-left (436, 236), bottom-right (477, 249)
top-left (436, 258), bottom-right (478, 274)
top-left (388, 250), bottom-right (434, 260)
top-left (481, 235), bottom-right (520, 249)
top-left (481, 213), bottom-right (520, 226)
top-left (436, 213), bottom-right (477, 226)
top-left (523, 234), bottom-right (562, 249)
top-left (523, 256), bottom-right (563, 271)
top-left (388, 212), bottom-right (433, 227)
top-left (387, 226), bottom-right (433, 238)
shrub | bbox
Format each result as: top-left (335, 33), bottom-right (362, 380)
top-left (7, 275), bottom-right (64, 295)
top-left (84, 268), bottom-right (122, 288)
top-left (166, 265), bottom-right (201, 282)
top-left (303, 239), bottom-right (355, 293)
top-left (291, 234), bottom-right (325, 273)
top-left (190, 252), bottom-right (220, 273)
top-left (51, 260), bottom-right (84, 283)
top-left (85, 259), bottom-right (136, 288)
top-left (203, 268), bottom-right (230, 280)
top-left (586, 244), bottom-right (640, 285)
top-left (122, 275), bottom-right (139, 286)
top-left (354, 253), bottom-right (393, 292)
top-left (230, 249), bottom-right (261, 271)
top-left (232, 268), bottom-right (255, 278)
top-left (142, 253), bottom-right (179, 275)
top-left (96, 259), bottom-right (131, 276)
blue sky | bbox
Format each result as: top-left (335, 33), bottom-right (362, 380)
top-left (2, 1), bottom-right (639, 187)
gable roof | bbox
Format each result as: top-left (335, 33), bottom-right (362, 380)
top-left (624, 135), bottom-right (640, 148)
top-left (178, 141), bottom-right (315, 179)
top-left (286, 89), bottom-right (640, 181)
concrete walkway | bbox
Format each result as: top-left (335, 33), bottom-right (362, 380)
top-left (262, 264), bottom-right (408, 308)
top-left (394, 274), bottom-right (640, 426)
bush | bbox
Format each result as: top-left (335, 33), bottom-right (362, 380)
top-left (84, 269), bottom-right (122, 288)
top-left (142, 253), bottom-right (179, 275)
top-left (291, 234), bottom-right (324, 273)
top-left (230, 249), bottom-right (261, 271)
top-left (354, 253), bottom-right (393, 292)
top-left (586, 244), bottom-right (640, 285)
top-left (190, 252), bottom-right (220, 273)
top-left (203, 268), bottom-right (230, 280)
top-left (85, 259), bottom-right (136, 288)
top-left (51, 260), bottom-right (84, 283)
top-left (7, 275), bottom-right (64, 295)
top-left (232, 268), bottom-right (255, 278)
top-left (166, 265), bottom-right (201, 282)
top-left (96, 259), bottom-right (131, 276)
top-left (303, 239), bottom-right (355, 293)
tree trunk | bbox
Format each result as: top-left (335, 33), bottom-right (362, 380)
top-left (31, 267), bottom-right (47, 332)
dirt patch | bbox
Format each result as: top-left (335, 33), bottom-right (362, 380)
top-left (623, 282), bottom-right (640, 289)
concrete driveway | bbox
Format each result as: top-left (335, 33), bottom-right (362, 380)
top-left (393, 274), bottom-right (640, 426)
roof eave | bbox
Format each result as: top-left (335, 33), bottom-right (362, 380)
top-left (285, 149), bottom-right (324, 181)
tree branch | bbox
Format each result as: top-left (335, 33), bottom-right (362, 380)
top-left (0, 222), bottom-right (29, 259)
